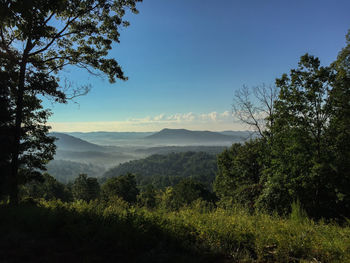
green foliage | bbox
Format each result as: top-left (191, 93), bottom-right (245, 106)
top-left (258, 51), bottom-right (350, 218)
top-left (103, 152), bottom-right (218, 190)
top-left (101, 173), bottom-right (139, 203)
top-left (0, 201), bottom-right (349, 262)
top-left (72, 174), bottom-right (100, 201)
top-left (290, 200), bottom-right (308, 223)
top-left (214, 31), bottom-right (350, 220)
top-left (164, 178), bottom-right (217, 210)
top-left (214, 139), bottom-right (264, 209)
top-left (20, 173), bottom-right (72, 202)
top-left (137, 184), bottom-right (157, 208)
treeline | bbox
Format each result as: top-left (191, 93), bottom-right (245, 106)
top-left (20, 172), bottom-right (216, 211)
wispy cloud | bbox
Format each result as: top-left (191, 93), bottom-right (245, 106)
top-left (49, 111), bottom-right (246, 132)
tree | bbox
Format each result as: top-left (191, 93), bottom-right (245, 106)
top-left (21, 173), bottom-right (72, 201)
top-left (169, 178), bottom-right (216, 209)
top-left (137, 184), bottom-right (157, 208)
top-left (0, 60), bottom-right (57, 201)
top-left (327, 30), bottom-right (350, 217)
top-left (214, 140), bottom-right (264, 209)
top-left (0, 0), bottom-right (141, 204)
top-left (72, 174), bottom-right (100, 201)
top-left (232, 84), bottom-right (278, 139)
top-left (101, 173), bottom-right (139, 203)
top-left (258, 54), bottom-right (349, 218)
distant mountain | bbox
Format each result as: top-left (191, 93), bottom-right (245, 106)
top-left (144, 128), bottom-right (244, 143)
top-left (50, 132), bottom-right (106, 152)
top-left (50, 133), bottom-right (140, 167)
top-left (68, 131), bottom-right (154, 145)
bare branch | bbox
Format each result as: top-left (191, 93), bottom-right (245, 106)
top-left (61, 79), bottom-right (91, 100)
top-left (232, 84), bottom-right (278, 139)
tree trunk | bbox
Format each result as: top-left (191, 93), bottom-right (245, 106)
top-left (9, 61), bottom-right (26, 205)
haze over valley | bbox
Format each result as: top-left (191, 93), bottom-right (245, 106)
top-left (48, 128), bottom-right (252, 183)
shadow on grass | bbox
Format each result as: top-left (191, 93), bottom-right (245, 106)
top-left (0, 203), bottom-right (221, 263)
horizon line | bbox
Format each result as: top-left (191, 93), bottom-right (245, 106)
top-left (49, 128), bottom-right (253, 133)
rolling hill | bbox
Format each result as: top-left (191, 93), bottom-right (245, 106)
top-left (102, 151), bottom-right (218, 189)
top-left (50, 132), bottom-right (138, 167)
top-left (50, 132), bottom-right (106, 152)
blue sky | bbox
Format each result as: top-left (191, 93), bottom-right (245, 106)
top-left (48, 0), bottom-right (350, 132)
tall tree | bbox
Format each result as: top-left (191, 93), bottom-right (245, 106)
top-left (0, 0), bottom-right (141, 204)
top-left (327, 30), bottom-right (350, 216)
top-left (258, 54), bottom-right (348, 218)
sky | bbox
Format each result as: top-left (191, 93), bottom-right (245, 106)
top-left (47, 0), bottom-right (350, 132)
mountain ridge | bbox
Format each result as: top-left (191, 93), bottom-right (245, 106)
top-left (50, 132), bottom-right (106, 152)
top-left (145, 128), bottom-right (246, 142)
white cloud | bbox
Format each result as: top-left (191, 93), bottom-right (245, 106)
top-left (221, 111), bottom-right (231, 118)
top-left (153, 114), bottom-right (165, 121)
top-left (49, 111), bottom-right (246, 132)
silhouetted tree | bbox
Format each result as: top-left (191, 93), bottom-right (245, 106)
top-left (21, 173), bottom-right (72, 201)
top-left (0, 60), bottom-right (57, 200)
top-left (0, 0), bottom-right (141, 205)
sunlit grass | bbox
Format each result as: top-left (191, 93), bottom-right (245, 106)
top-left (1, 199), bottom-right (349, 262)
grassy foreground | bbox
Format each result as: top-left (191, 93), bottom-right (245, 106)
top-left (0, 199), bottom-right (349, 262)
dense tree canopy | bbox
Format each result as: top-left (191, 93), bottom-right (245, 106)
top-left (72, 174), bottom-right (100, 201)
top-left (21, 173), bottom-right (72, 202)
top-left (102, 152), bottom-right (218, 189)
top-left (171, 178), bottom-right (216, 209)
top-left (214, 140), bottom-right (264, 208)
top-left (101, 173), bottom-right (139, 203)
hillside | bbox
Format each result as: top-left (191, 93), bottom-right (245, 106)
top-left (46, 160), bottom-right (106, 183)
top-left (145, 128), bottom-right (245, 144)
top-left (50, 132), bottom-right (106, 152)
top-left (135, 145), bottom-right (226, 155)
top-left (102, 151), bottom-right (218, 189)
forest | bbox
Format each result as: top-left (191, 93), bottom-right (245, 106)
top-left (1, 0), bottom-right (350, 262)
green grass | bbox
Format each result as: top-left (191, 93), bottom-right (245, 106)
top-left (0, 199), bottom-right (349, 262)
